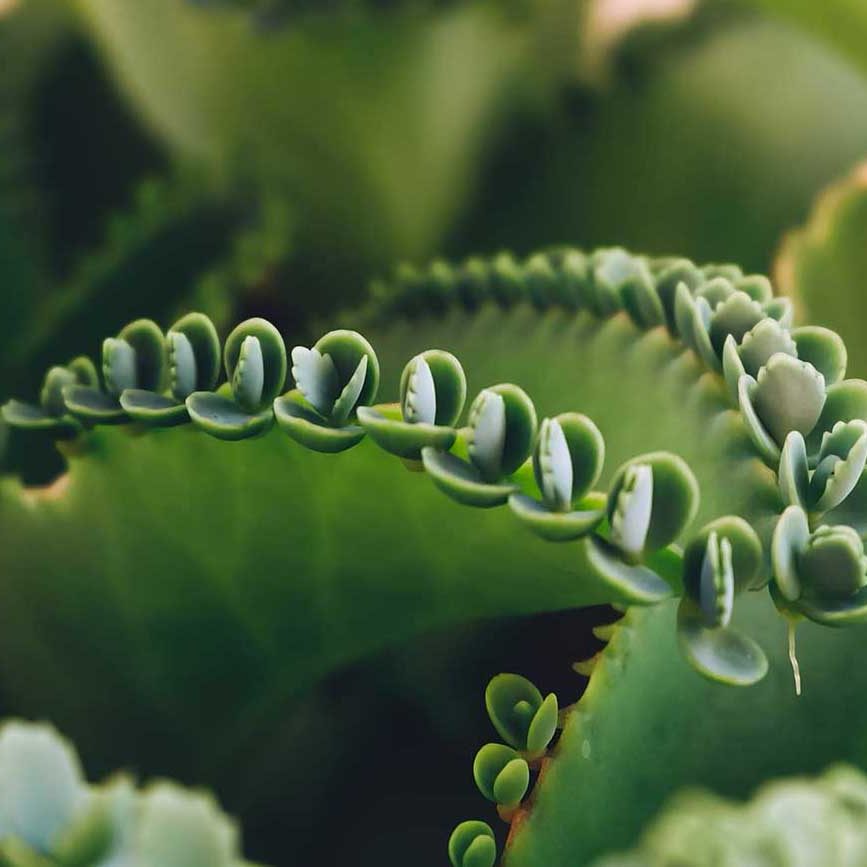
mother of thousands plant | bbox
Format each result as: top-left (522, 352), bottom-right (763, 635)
top-left (3, 245), bottom-right (867, 864)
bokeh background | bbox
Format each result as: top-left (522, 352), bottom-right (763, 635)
top-left (2, 0), bottom-right (867, 863)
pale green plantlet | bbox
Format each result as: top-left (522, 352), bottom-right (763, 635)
top-left (274, 329), bottom-right (378, 453)
top-left (472, 744), bottom-right (530, 810)
top-left (485, 674), bottom-right (559, 758)
top-left (357, 349), bottom-right (466, 460)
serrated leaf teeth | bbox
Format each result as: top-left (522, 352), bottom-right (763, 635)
top-left (291, 345), bottom-right (339, 417)
top-left (168, 331), bottom-right (198, 400)
top-left (537, 418), bottom-right (573, 512)
top-left (103, 337), bottom-right (138, 396)
top-left (468, 390), bottom-right (507, 482)
top-left (812, 422), bottom-right (867, 512)
top-left (609, 464), bottom-right (653, 558)
top-left (751, 353), bottom-right (826, 446)
top-left (402, 356), bottom-right (437, 425)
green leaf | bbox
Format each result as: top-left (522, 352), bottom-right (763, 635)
top-left (473, 744), bottom-right (529, 808)
top-left (274, 391), bottom-right (366, 454)
top-left (448, 821), bottom-right (496, 867)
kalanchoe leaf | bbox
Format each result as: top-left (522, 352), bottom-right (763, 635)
top-left (734, 274), bottom-right (774, 304)
top-left (421, 448), bottom-right (517, 508)
top-left (807, 379), bottom-right (867, 455)
top-left (467, 384), bottom-right (537, 483)
top-left (119, 390), bottom-right (190, 427)
top-left (771, 505), bottom-right (811, 602)
top-left (533, 413), bottom-right (605, 513)
top-left (224, 318), bottom-right (287, 411)
top-left (507, 493), bottom-right (605, 542)
top-left (695, 276), bottom-right (735, 308)
top-left (772, 507), bottom-right (867, 624)
top-left (586, 248), bottom-right (627, 316)
top-left (168, 331), bottom-right (198, 401)
top-left (468, 390), bottom-right (507, 482)
top-left (607, 452), bottom-right (699, 555)
top-left (683, 516), bottom-right (764, 601)
top-left (608, 464), bottom-right (653, 558)
top-left (582, 536), bottom-right (674, 605)
top-left (778, 431), bottom-right (810, 510)
top-left (232, 336), bottom-right (266, 413)
top-left (619, 260), bottom-right (664, 329)
top-left (313, 330), bottom-right (380, 414)
top-left (707, 291), bottom-right (766, 357)
top-left (791, 325), bottom-right (847, 386)
top-left (812, 420), bottom-right (867, 511)
top-left (655, 259), bottom-right (704, 334)
top-left (485, 674), bottom-right (558, 756)
top-left (186, 391), bottom-right (275, 441)
top-left (698, 532), bottom-right (734, 628)
top-left (330, 355), bottom-right (368, 425)
top-left (535, 418), bottom-right (573, 512)
top-left (702, 263), bottom-right (743, 282)
top-left (117, 318), bottom-right (168, 394)
top-left (399, 350), bottom-right (466, 428)
top-left (472, 744), bottom-right (529, 808)
top-left (448, 821), bottom-right (496, 867)
top-left (0, 722), bottom-right (87, 854)
top-left (674, 282), bottom-right (698, 350)
top-left (275, 392), bottom-right (366, 454)
top-left (167, 312), bottom-right (221, 398)
top-left (740, 354), bottom-right (826, 457)
top-left (103, 338), bottom-right (138, 396)
top-left (677, 598), bottom-right (769, 687)
top-left (737, 318), bottom-right (797, 377)
top-left (763, 296), bottom-right (794, 328)
top-left (291, 346), bottom-right (339, 417)
top-left (402, 356), bottom-right (437, 425)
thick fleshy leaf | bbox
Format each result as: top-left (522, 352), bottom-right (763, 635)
top-left (399, 349), bottom-right (466, 427)
top-left (608, 464), bottom-right (653, 558)
top-left (798, 525), bottom-right (867, 601)
top-left (771, 505), bottom-right (811, 602)
top-left (734, 274), bottom-right (774, 304)
top-left (225, 318), bottom-right (286, 408)
top-left (619, 262), bottom-right (664, 329)
top-left (738, 374), bottom-right (782, 465)
top-left (792, 326), bottom-right (847, 386)
top-left (167, 312), bottom-right (221, 396)
top-left (314, 330), bottom-right (379, 410)
top-left (291, 347), bottom-right (339, 417)
top-left (807, 379), bottom-right (867, 455)
top-left (608, 452), bottom-right (699, 554)
top-left (583, 536), bottom-right (673, 604)
top-left (683, 516), bottom-right (764, 602)
top-left (103, 338), bottom-right (138, 396)
top-left (467, 389), bottom-right (507, 482)
top-left (690, 297), bottom-right (720, 372)
top-left (473, 744), bottom-right (529, 807)
top-left (119, 390), bottom-right (188, 426)
top-left (557, 413), bottom-right (605, 502)
top-left (795, 585), bottom-right (867, 626)
top-left (274, 391), bottom-right (365, 454)
top-left (673, 282), bottom-right (698, 350)
top-left (0, 722), bottom-right (86, 854)
top-left (508, 493), bottom-right (604, 542)
top-left (655, 261), bottom-right (704, 334)
top-left (118, 318), bottom-right (167, 394)
top-left (810, 420), bottom-right (867, 512)
top-left (356, 404), bottom-right (455, 459)
top-left (448, 821), bottom-right (496, 867)
top-left (1, 401), bottom-right (78, 434)
top-left (401, 356), bottom-right (437, 425)
top-left (421, 448), bottom-right (516, 508)
top-left (778, 431), bottom-right (810, 510)
top-left (763, 296), bottom-right (794, 328)
top-left (698, 532), bottom-right (734, 628)
top-left (708, 291), bottom-right (765, 356)
top-left (231, 336), bottom-right (265, 413)
top-left (526, 694), bottom-right (559, 757)
top-left (695, 276), bottom-right (735, 308)
top-left (722, 335), bottom-right (747, 403)
top-left (484, 674), bottom-right (552, 754)
top-left (186, 391), bottom-right (273, 441)
top-left (62, 386), bottom-right (125, 424)
top-left (330, 355), bottom-right (368, 424)
top-left (751, 354), bottom-right (826, 447)
top-left (677, 598), bottom-right (769, 687)
top-left (737, 317), bottom-right (797, 377)
top-left (534, 418), bottom-right (573, 511)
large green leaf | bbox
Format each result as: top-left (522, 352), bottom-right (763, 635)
top-left (0, 302), bottom-right (774, 782)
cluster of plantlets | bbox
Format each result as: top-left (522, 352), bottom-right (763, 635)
top-left (5, 243), bottom-right (867, 864)
top-left (594, 764), bottom-right (867, 866)
top-left (0, 719), bottom-right (263, 867)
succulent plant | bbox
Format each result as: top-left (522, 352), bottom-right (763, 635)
top-left (7, 244), bottom-right (867, 866)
